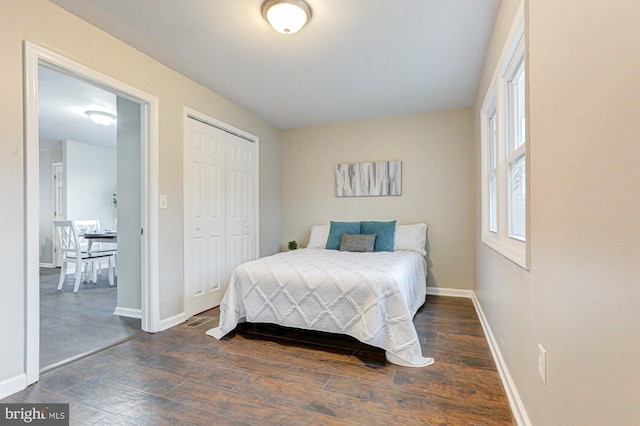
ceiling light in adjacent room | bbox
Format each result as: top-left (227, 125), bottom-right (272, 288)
top-left (85, 110), bottom-right (117, 126)
top-left (262, 0), bottom-right (312, 35)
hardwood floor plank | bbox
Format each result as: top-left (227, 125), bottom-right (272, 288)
top-left (155, 323), bottom-right (231, 348)
top-left (1, 385), bottom-right (132, 426)
top-left (159, 340), bottom-right (334, 391)
top-left (60, 378), bottom-right (244, 425)
top-left (105, 343), bottom-right (250, 391)
top-left (324, 373), bottom-right (513, 425)
top-left (231, 373), bottom-right (449, 425)
top-left (99, 363), bottom-right (188, 397)
top-left (392, 361), bottom-right (510, 408)
top-left (423, 331), bottom-right (494, 357)
top-left (164, 379), bottom-right (353, 425)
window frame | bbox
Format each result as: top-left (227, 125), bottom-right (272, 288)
top-left (480, 4), bottom-right (528, 269)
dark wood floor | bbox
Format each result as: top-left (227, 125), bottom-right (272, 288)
top-left (4, 296), bottom-right (514, 425)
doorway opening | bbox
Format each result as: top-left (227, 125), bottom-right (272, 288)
top-left (24, 42), bottom-right (160, 386)
top-left (38, 65), bottom-right (141, 371)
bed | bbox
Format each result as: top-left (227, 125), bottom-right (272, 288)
top-left (206, 221), bottom-right (434, 367)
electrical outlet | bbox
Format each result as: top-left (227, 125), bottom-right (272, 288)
top-left (538, 344), bottom-right (547, 384)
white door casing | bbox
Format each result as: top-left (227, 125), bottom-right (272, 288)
top-left (52, 162), bottom-right (64, 267)
top-left (24, 42), bottom-right (160, 389)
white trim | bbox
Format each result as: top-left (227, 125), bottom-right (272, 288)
top-left (140, 101), bottom-right (161, 332)
top-left (426, 287), bottom-right (473, 298)
top-left (113, 307), bottom-right (143, 319)
top-left (24, 40), bottom-right (41, 389)
top-left (23, 42), bottom-right (161, 388)
top-left (472, 293), bottom-right (531, 426)
top-left (158, 312), bottom-right (189, 332)
top-left (482, 235), bottom-right (527, 267)
top-left (0, 374), bottom-right (27, 401)
top-left (184, 107), bottom-right (259, 144)
top-left (38, 263), bottom-right (55, 268)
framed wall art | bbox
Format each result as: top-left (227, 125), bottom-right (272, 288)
top-left (335, 160), bottom-right (402, 197)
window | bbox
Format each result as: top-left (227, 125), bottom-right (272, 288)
top-left (507, 46), bottom-right (526, 241)
top-left (487, 104), bottom-right (498, 233)
top-left (481, 6), bottom-right (527, 268)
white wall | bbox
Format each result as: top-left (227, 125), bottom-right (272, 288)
top-left (64, 140), bottom-right (117, 229)
top-left (0, 0), bottom-right (282, 398)
top-left (281, 109), bottom-right (474, 291)
top-left (474, 0), bottom-right (640, 424)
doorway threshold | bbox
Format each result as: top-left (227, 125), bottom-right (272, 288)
top-left (40, 331), bottom-right (143, 374)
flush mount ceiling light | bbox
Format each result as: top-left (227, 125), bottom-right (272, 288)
top-left (262, 0), bottom-right (312, 35)
top-left (85, 110), bottom-right (117, 126)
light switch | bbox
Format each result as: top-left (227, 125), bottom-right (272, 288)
top-left (159, 194), bottom-right (168, 209)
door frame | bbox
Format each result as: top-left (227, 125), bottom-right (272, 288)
top-left (24, 42), bottom-right (161, 385)
top-left (52, 161), bottom-right (64, 267)
top-left (182, 106), bottom-right (259, 317)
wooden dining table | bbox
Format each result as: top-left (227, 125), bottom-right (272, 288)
top-left (82, 230), bottom-right (117, 254)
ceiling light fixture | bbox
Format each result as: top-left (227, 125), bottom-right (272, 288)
top-left (262, 0), bottom-right (312, 35)
top-left (85, 110), bottom-right (117, 126)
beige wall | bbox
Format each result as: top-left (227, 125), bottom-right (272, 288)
top-left (281, 109), bottom-right (474, 291)
top-left (474, 0), bottom-right (640, 424)
top-left (0, 0), bottom-right (281, 394)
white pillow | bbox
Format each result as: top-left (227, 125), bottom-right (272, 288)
top-left (394, 223), bottom-right (427, 256)
top-left (307, 225), bottom-right (330, 248)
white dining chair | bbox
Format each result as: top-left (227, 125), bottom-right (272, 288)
top-left (53, 220), bottom-right (116, 293)
top-left (72, 219), bottom-right (102, 281)
top-left (72, 219), bottom-right (119, 280)
top-left (73, 219), bottom-right (100, 250)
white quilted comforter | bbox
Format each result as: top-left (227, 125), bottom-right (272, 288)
top-left (206, 248), bottom-right (434, 367)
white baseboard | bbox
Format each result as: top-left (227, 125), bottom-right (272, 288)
top-left (471, 293), bottom-right (531, 426)
top-left (426, 286), bottom-right (473, 298)
top-left (157, 312), bottom-right (188, 332)
top-left (39, 262), bottom-right (55, 268)
top-left (113, 307), bottom-right (142, 319)
top-left (0, 373), bottom-right (26, 400)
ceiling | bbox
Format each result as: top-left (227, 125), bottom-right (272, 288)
top-left (39, 66), bottom-right (117, 148)
top-left (45, 0), bottom-right (501, 133)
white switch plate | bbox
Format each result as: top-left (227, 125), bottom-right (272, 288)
top-left (159, 194), bottom-right (168, 209)
top-left (538, 344), bottom-right (547, 385)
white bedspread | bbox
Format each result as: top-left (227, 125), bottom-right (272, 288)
top-left (206, 249), bottom-right (434, 367)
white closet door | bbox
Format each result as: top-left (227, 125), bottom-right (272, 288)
top-left (184, 118), bottom-right (227, 315)
top-left (226, 133), bottom-right (256, 279)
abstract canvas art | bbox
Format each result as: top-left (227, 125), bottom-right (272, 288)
top-left (335, 160), bottom-right (402, 197)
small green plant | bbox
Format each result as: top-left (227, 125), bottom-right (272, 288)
top-left (111, 193), bottom-right (117, 208)
top-left (288, 240), bottom-right (298, 250)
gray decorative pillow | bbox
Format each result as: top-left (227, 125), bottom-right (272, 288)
top-left (339, 233), bottom-right (376, 252)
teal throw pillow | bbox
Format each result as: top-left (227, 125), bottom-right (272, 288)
top-left (326, 221), bottom-right (361, 250)
top-left (360, 220), bottom-right (397, 252)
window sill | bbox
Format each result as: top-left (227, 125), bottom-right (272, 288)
top-left (482, 233), bottom-right (528, 270)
